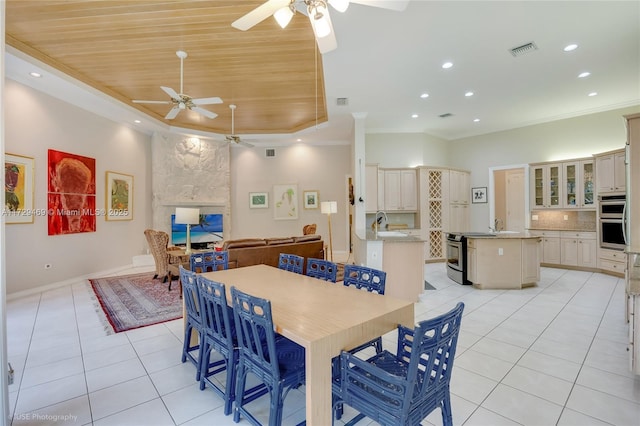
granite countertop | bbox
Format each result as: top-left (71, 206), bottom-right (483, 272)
top-left (528, 228), bottom-right (596, 232)
top-left (449, 231), bottom-right (541, 240)
top-left (364, 230), bottom-right (426, 242)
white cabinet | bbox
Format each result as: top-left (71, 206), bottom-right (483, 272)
top-left (449, 204), bottom-right (469, 233)
top-left (598, 248), bottom-right (626, 276)
top-left (595, 149), bottom-right (626, 194)
top-left (449, 170), bottom-right (470, 205)
top-left (365, 164), bottom-right (379, 213)
top-left (530, 163), bottom-right (563, 208)
top-left (563, 159), bottom-right (595, 209)
top-left (560, 231), bottom-right (597, 268)
top-left (529, 230), bottom-right (560, 264)
top-left (383, 169), bottom-right (417, 211)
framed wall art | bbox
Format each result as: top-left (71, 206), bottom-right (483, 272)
top-left (274, 184), bottom-right (298, 220)
top-left (472, 187), bottom-right (488, 204)
top-left (48, 149), bottom-right (96, 235)
top-left (303, 190), bottom-right (319, 209)
top-left (105, 171), bottom-right (133, 221)
top-left (4, 153), bottom-right (35, 224)
top-left (249, 192), bottom-right (268, 209)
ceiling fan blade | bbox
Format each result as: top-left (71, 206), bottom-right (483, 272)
top-left (161, 86), bottom-right (180, 100)
top-left (232, 0), bottom-right (291, 31)
top-left (238, 140), bottom-right (255, 148)
top-left (165, 107), bottom-right (180, 120)
top-left (350, 0), bottom-right (410, 11)
top-left (132, 100), bottom-right (172, 104)
top-left (309, 11), bottom-right (338, 54)
top-left (192, 96), bottom-right (223, 105)
top-left (192, 107), bottom-right (218, 119)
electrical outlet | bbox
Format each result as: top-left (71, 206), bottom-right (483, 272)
top-left (44, 263), bottom-right (52, 270)
top-left (564, 215), bottom-right (569, 221)
top-left (498, 248), bottom-right (504, 256)
top-left (532, 214), bottom-right (539, 220)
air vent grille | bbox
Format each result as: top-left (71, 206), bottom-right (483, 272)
top-left (336, 98), bottom-right (348, 106)
top-left (265, 148), bottom-right (275, 157)
top-left (439, 113), bottom-right (453, 118)
top-left (510, 42), bottom-right (538, 57)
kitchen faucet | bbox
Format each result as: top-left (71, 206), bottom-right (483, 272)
top-left (374, 210), bottom-right (388, 238)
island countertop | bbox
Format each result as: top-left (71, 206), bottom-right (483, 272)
top-left (447, 231), bottom-right (541, 240)
top-left (364, 230), bottom-right (427, 242)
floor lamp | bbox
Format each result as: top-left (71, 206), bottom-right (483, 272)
top-left (175, 207), bottom-right (200, 255)
top-left (321, 201), bottom-right (337, 262)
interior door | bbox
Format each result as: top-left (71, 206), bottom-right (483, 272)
top-left (506, 169), bottom-right (525, 232)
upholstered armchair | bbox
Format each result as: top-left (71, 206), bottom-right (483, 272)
top-left (144, 229), bottom-right (179, 283)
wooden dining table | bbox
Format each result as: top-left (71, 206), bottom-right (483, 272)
top-left (199, 264), bottom-right (415, 426)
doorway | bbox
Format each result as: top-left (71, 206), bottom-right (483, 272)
top-left (489, 165), bottom-right (529, 232)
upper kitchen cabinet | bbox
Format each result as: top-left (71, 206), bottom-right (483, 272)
top-left (562, 158), bottom-right (595, 209)
top-left (365, 164), bottom-right (384, 213)
top-left (383, 169), bottom-right (418, 211)
top-left (449, 169), bottom-right (470, 205)
top-left (595, 148), bottom-right (626, 194)
top-left (530, 163), bottom-right (563, 208)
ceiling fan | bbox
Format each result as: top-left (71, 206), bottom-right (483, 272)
top-left (226, 105), bottom-right (254, 148)
top-left (132, 50), bottom-right (222, 120)
top-left (232, 0), bottom-right (410, 54)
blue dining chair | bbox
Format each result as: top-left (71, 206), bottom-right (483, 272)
top-left (190, 250), bottom-right (229, 273)
top-left (196, 275), bottom-right (237, 415)
top-left (306, 258), bottom-right (338, 282)
top-left (179, 266), bottom-right (204, 379)
top-left (278, 253), bottom-right (304, 274)
top-left (230, 286), bottom-right (306, 426)
top-left (333, 302), bottom-right (465, 426)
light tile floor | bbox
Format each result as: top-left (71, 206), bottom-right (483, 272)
top-left (6, 263), bottom-right (640, 425)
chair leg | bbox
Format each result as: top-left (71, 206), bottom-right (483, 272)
top-left (441, 394), bottom-right (453, 426)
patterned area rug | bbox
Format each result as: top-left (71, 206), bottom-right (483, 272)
top-left (89, 272), bottom-right (182, 333)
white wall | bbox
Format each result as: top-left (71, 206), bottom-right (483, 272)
top-left (230, 144), bottom-right (351, 255)
top-left (4, 80), bottom-right (152, 294)
top-left (365, 132), bottom-right (450, 168)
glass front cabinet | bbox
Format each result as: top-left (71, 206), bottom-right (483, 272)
top-left (530, 163), bottom-right (563, 208)
top-left (562, 159), bottom-right (595, 209)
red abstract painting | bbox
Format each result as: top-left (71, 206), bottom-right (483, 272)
top-left (48, 149), bottom-right (96, 235)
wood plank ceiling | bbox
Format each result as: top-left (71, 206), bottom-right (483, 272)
top-left (5, 0), bottom-right (328, 136)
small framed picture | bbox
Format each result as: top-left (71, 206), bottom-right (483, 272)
top-left (303, 190), bottom-right (319, 209)
top-left (249, 192), bottom-right (269, 209)
top-left (105, 171), bottom-right (133, 221)
top-left (4, 153), bottom-right (35, 224)
top-left (472, 187), bottom-right (487, 203)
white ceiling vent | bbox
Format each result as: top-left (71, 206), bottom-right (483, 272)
top-left (265, 148), bottom-right (276, 157)
top-left (336, 98), bottom-right (349, 106)
top-left (510, 42), bottom-right (538, 57)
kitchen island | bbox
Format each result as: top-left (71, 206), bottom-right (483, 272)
top-left (355, 230), bottom-right (426, 302)
top-left (466, 232), bottom-right (541, 289)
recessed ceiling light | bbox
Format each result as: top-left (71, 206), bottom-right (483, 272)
top-left (473, 118), bottom-right (480, 122)
top-left (29, 72), bottom-right (42, 78)
top-left (420, 93), bottom-right (429, 99)
top-left (411, 114), bottom-right (419, 118)
top-left (296, 138), bottom-right (302, 142)
top-left (588, 92), bottom-right (598, 97)
top-left (564, 44), bottom-right (578, 52)
top-left (442, 62), bottom-right (453, 69)
top-left (578, 71), bottom-right (591, 78)
top-left (465, 91), bottom-right (474, 97)
top-left (134, 119), bottom-right (141, 124)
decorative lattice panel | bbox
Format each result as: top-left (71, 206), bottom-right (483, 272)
top-left (429, 201), bottom-right (442, 228)
top-left (429, 230), bottom-right (444, 258)
top-left (428, 170), bottom-right (442, 199)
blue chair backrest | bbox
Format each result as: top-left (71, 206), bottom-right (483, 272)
top-left (230, 286), bottom-right (281, 381)
top-left (278, 253), bottom-right (304, 274)
top-left (306, 258), bottom-right (338, 282)
top-left (343, 264), bottom-right (386, 294)
top-left (197, 275), bottom-right (235, 348)
top-left (190, 251), bottom-right (229, 273)
top-left (180, 266), bottom-right (201, 322)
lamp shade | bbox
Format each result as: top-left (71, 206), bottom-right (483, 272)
top-left (175, 207), bottom-right (200, 225)
top-left (321, 201), bottom-right (337, 214)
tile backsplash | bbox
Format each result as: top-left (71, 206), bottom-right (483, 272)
top-left (530, 210), bottom-right (596, 231)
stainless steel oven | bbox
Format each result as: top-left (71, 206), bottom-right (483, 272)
top-left (599, 195), bottom-right (627, 250)
top-left (446, 233), bottom-right (467, 285)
